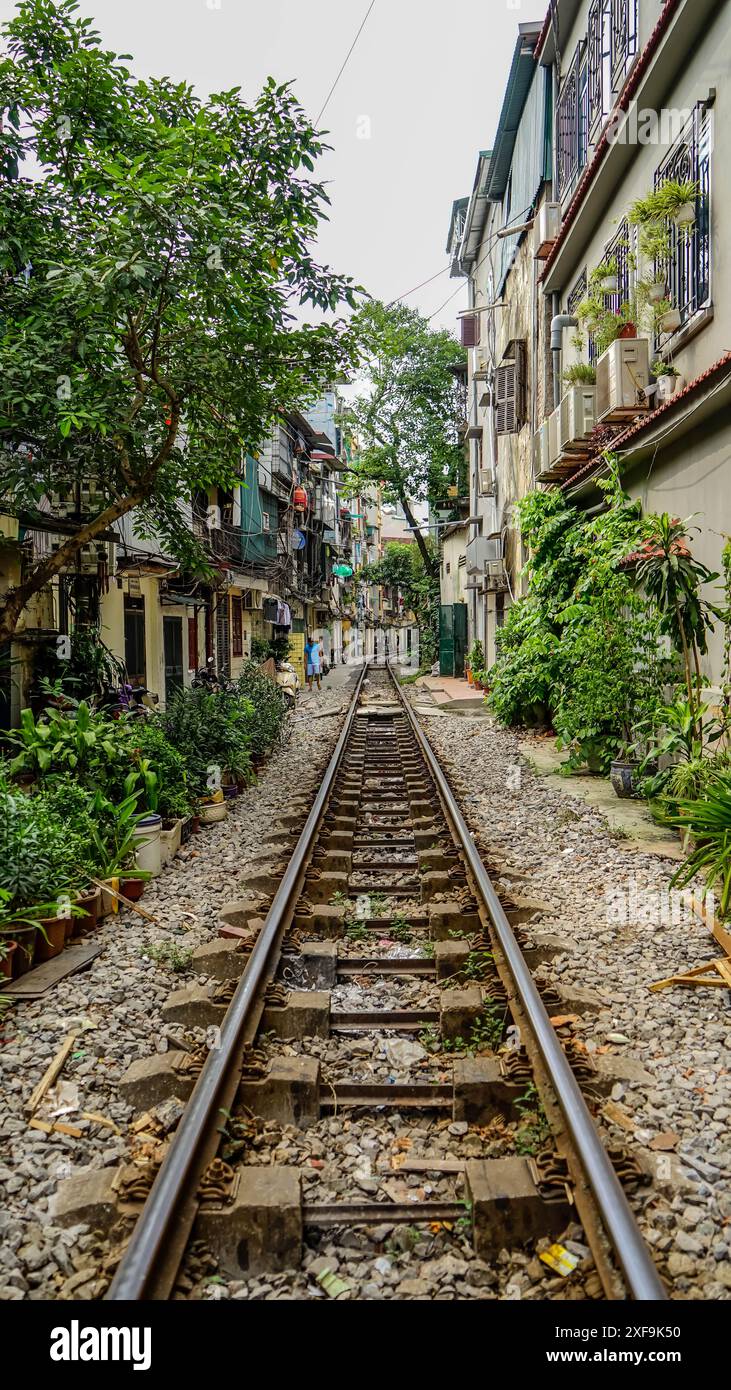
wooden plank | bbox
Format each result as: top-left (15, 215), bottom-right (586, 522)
top-left (393, 1157), bottom-right (466, 1174)
top-left (28, 1118), bottom-right (83, 1138)
top-left (690, 893), bottom-right (731, 958)
top-left (1, 941), bottom-right (103, 998)
top-left (88, 877), bottom-right (159, 926)
top-left (25, 1033), bottom-right (77, 1114)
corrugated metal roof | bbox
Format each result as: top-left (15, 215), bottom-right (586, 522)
top-left (486, 24), bottom-right (544, 201)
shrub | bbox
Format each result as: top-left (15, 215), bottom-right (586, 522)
top-left (126, 721), bottom-right (193, 819)
top-left (0, 782), bottom-right (94, 907)
top-left (234, 662), bottom-right (288, 757)
top-left (161, 687), bottom-right (253, 797)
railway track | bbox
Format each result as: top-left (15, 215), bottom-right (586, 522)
top-left (74, 661), bottom-right (664, 1301)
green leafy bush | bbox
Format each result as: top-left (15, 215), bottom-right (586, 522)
top-left (161, 687), bottom-right (253, 797)
top-left (234, 662), bottom-right (288, 758)
top-left (126, 721), bottom-right (193, 819)
top-left (0, 782), bottom-right (94, 907)
top-left (488, 600), bottom-right (561, 726)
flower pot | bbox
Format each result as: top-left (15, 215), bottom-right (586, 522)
top-left (673, 202), bottom-right (696, 228)
top-left (120, 877), bottom-right (146, 902)
top-left (180, 815), bottom-right (194, 846)
top-left (600, 275), bottom-right (618, 293)
top-left (659, 307), bottom-right (682, 334)
top-left (466, 669), bottom-right (474, 686)
top-left (74, 887), bottom-right (101, 937)
top-left (199, 801), bottom-right (228, 824)
top-left (135, 812), bottom-right (162, 878)
top-left (0, 941), bottom-right (17, 979)
top-left (160, 818), bottom-right (184, 866)
top-left (658, 372), bottom-right (680, 400)
top-left (10, 926), bottom-right (37, 977)
top-left (610, 759), bottom-right (641, 799)
top-left (618, 322), bottom-right (637, 339)
top-left (222, 784), bottom-right (238, 801)
top-left (648, 281), bottom-right (667, 304)
top-left (34, 915), bottom-right (67, 963)
top-left (200, 789), bottom-right (224, 806)
top-left (191, 815), bottom-right (202, 835)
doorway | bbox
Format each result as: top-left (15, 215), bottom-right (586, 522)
top-left (163, 616), bottom-right (184, 704)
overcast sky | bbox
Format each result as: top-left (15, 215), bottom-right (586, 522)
top-left (1, 0), bottom-right (542, 332)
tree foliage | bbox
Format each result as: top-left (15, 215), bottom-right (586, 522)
top-left (0, 0), bottom-right (360, 642)
top-left (342, 301), bottom-right (466, 574)
top-left (359, 540), bottom-right (440, 667)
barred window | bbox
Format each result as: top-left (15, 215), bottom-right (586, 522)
top-left (654, 105), bottom-right (711, 335)
top-left (566, 271), bottom-right (588, 317)
top-left (556, 43), bottom-right (588, 200)
top-left (587, 0), bottom-right (636, 141)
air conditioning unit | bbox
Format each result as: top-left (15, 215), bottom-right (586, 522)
top-left (596, 338), bottom-right (651, 423)
top-left (484, 559), bottom-right (509, 591)
top-left (559, 386), bottom-right (597, 453)
top-left (533, 419), bottom-right (551, 476)
top-left (242, 589), bottom-right (263, 610)
top-left (548, 405), bottom-right (562, 467)
top-left (535, 201), bottom-right (560, 259)
top-left (478, 468), bottom-right (496, 497)
top-left (261, 511), bottom-right (270, 532)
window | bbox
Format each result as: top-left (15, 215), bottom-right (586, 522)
top-left (231, 594), bottom-right (243, 657)
top-left (567, 270), bottom-right (588, 317)
top-left (586, 220), bottom-right (634, 362)
top-left (557, 44), bottom-right (585, 199)
top-left (655, 105), bottom-right (711, 334)
top-left (495, 341), bottom-right (527, 435)
top-left (611, 0), bottom-right (638, 89)
top-left (461, 314), bottom-right (480, 348)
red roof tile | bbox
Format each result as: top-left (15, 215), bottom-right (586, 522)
top-left (559, 351), bottom-right (731, 491)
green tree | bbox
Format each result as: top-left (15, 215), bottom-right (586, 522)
top-left (342, 301), bottom-right (466, 575)
top-left (359, 540), bottom-right (440, 666)
top-left (0, 0), bottom-right (359, 643)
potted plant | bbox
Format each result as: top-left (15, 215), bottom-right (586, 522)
top-left (652, 359), bottom-right (682, 401)
top-left (593, 256), bottom-right (619, 295)
top-left (562, 363), bottom-right (596, 387)
top-left (87, 791), bottom-right (150, 912)
top-left (465, 640), bottom-right (484, 688)
top-left (0, 785), bottom-right (88, 963)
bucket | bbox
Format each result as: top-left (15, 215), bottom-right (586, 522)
top-left (135, 813), bottom-right (163, 877)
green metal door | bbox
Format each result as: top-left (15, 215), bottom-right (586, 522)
top-left (453, 602), bottom-right (467, 677)
top-left (439, 604), bottom-right (454, 677)
top-left (439, 603), bottom-right (468, 677)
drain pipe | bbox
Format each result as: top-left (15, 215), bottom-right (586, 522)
top-left (551, 309), bottom-right (578, 408)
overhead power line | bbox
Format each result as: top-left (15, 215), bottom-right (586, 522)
top-left (316, 1), bottom-right (377, 126)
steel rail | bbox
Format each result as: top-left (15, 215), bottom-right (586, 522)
top-left (107, 660), bottom-right (368, 1301)
top-left (389, 665), bottom-right (666, 1302)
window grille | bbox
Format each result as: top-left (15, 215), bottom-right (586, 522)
top-left (654, 105), bottom-right (711, 334)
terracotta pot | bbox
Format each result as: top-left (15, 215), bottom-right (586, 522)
top-left (0, 941), bottom-right (17, 979)
top-left (618, 322), bottom-right (637, 339)
top-left (120, 877), bottom-right (146, 902)
top-left (34, 915), bottom-right (67, 963)
top-left (10, 925), bottom-right (37, 976)
top-left (74, 888), bottom-right (101, 937)
top-left (191, 815), bottom-right (202, 834)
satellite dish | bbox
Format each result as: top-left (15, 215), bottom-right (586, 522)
top-left (292, 529), bottom-right (306, 550)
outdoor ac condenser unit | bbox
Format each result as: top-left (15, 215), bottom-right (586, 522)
top-left (559, 386), bottom-right (597, 453)
top-left (548, 405), bottom-right (562, 467)
top-left (533, 419), bottom-right (551, 476)
top-left (534, 201), bottom-right (560, 259)
top-left (596, 338), bottom-right (651, 423)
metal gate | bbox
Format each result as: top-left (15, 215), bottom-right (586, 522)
top-left (439, 603), bottom-right (468, 677)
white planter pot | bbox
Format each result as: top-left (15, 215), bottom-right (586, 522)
top-left (135, 812), bottom-right (163, 877)
top-left (600, 275), bottom-right (618, 293)
top-left (659, 307), bottom-right (682, 334)
top-left (673, 202), bottom-right (696, 228)
top-left (159, 818), bottom-right (184, 866)
top-left (657, 374), bottom-right (680, 401)
top-left (648, 281), bottom-right (666, 304)
top-left (199, 801), bottom-right (228, 825)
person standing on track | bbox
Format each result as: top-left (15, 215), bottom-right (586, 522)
top-left (304, 634), bottom-right (322, 692)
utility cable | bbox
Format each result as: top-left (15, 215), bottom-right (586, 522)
top-left (316, 1), bottom-right (377, 126)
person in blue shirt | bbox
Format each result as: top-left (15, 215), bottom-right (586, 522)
top-left (304, 635), bottom-right (321, 691)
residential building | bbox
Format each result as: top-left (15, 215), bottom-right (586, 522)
top-left (447, 0), bottom-right (730, 690)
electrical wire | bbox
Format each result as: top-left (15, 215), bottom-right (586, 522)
top-left (315, 1), bottom-right (377, 126)
top-left (427, 201), bottom-right (536, 321)
top-left (387, 264), bottom-right (450, 306)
